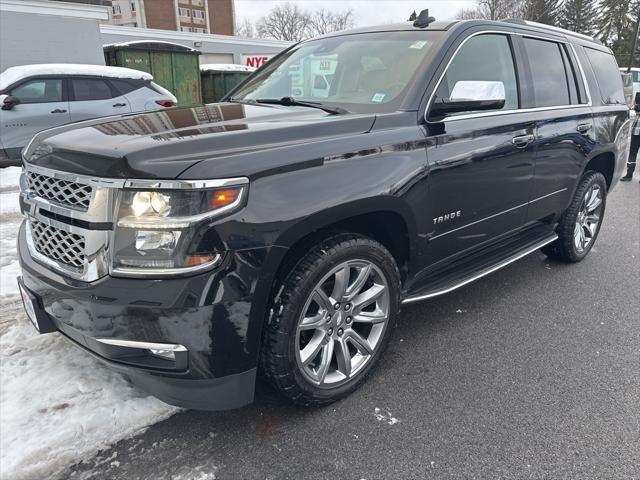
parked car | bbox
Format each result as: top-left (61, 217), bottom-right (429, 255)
top-left (0, 64), bottom-right (177, 166)
top-left (620, 67), bottom-right (640, 98)
top-left (17, 14), bottom-right (631, 410)
top-left (622, 72), bottom-right (635, 107)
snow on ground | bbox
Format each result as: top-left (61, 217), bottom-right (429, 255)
top-left (1, 167), bottom-right (22, 297)
top-left (0, 167), bottom-right (179, 480)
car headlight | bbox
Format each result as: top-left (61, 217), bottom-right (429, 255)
top-left (112, 180), bottom-right (248, 276)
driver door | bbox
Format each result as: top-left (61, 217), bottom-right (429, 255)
top-left (423, 33), bottom-right (536, 263)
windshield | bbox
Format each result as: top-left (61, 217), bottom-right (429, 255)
top-left (230, 31), bottom-right (442, 113)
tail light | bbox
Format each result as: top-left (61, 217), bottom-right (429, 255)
top-left (156, 100), bottom-right (176, 107)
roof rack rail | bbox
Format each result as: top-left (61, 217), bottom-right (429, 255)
top-left (501, 18), bottom-right (596, 42)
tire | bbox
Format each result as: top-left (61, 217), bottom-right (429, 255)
top-left (542, 171), bottom-right (607, 263)
top-left (260, 233), bottom-right (400, 406)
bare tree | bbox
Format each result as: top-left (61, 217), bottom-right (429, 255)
top-left (308, 8), bottom-right (354, 36)
top-left (235, 17), bottom-right (256, 38)
top-left (456, 0), bottom-right (523, 20)
top-left (256, 2), bottom-right (310, 42)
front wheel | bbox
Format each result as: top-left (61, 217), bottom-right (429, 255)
top-left (260, 234), bottom-right (400, 406)
top-left (542, 171), bottom-right (607, 262)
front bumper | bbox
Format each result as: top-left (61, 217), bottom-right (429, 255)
top-left (17, 221), bottom-right (268, 410)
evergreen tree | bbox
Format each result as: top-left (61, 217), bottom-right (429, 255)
top-left (521, 0), bottom-right (562, 25)
top-left (598, 0), bottom-right (639, 67)
top-left (559, 0), bottom-right (598, 36)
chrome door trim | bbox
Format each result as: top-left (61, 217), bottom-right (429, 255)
top-left (424, 30), bottom-right (593, 123)
top-left (429, 188), bottom-right (567, 241)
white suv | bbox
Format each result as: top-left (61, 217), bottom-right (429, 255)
top-left (0, 64), bottom-right (177, 166)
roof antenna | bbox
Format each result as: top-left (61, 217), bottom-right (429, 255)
top-left (413, 9), bottom-right (436, 28)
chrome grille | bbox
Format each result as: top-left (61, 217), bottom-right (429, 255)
top-left (27, 172), bottom-right (92, 210)
top-left (30, 220), bottom-right (85, 270)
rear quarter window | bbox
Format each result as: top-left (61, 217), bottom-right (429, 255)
top-left (108, 78), bottom-right (142, 95)
top-left (585, 48), bottom-right (625, 105)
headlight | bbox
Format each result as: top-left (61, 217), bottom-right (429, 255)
top-left (112, 180), bottom-right (248, 276)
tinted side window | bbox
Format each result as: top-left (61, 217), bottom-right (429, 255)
top-left (71, 78), bottom-right (113, 101)
top-left (436, 34), bottom-right (519, 113)
top-left (522, 38), bottom-right (570, 107)
top-left (585, 48), bottom-right (625, 105)
top-left (109, 79), bottom-right (141, 95)
top-left (11, 79), bottom-right (63, 103)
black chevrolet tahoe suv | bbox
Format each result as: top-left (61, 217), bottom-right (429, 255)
top-left (17, 16), bottom-right (631, 410)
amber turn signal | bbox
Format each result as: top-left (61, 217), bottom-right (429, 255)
top-left (184, 254), bottom-right (218, 267)
top-left (211, 188), bottom-right (241, 208)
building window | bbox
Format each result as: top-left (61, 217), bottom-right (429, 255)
top-left (179, 7), bottom-right (190, 17)
top-left (191, 0), bottom-right (204, 6)
top-left (112, 5), bottom-right (121, 14)
top-left (192, 9), bottom-right (205, 19)
top-left (194, 27), bottom-right (205, 33)
top-left (131, 2), bottom-right (136, 12)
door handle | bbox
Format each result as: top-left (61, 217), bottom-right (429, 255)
top-left (576, 123), bottom-right (592, 133)
top-left (512, 134), bottom-right (535, 147)
top-left (50, 109), bottom-right (67, 114)
top-left (112, 103), bottom-right (127, 107)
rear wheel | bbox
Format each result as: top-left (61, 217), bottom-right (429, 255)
top-left (261, 234), bottom-right (400, 406)
top-left (542, 171), bottom-right (607, 262)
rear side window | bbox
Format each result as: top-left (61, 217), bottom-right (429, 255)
top-left (435, 34), bottom-right (519, 113)
top-left (522, 38), bottom-right (571, 107)
top-left (71, 78), bottom-right (113, 101)
top-left (108, 78), bottom-right (141, 95)
top-left (10, 79), bottom-right (63, 103)
top-left (585, 48), bottom-right (625, 105)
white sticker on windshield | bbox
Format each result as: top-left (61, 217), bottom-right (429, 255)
top-left (410, 41), bottom-right (428, 49)
top-left (371, 93), bottom-right (386, 103)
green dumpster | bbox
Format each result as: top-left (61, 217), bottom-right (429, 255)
top-left (104, 41), bottom-right (202, 107)
top-left (200, 64), bottom-right (255, 104)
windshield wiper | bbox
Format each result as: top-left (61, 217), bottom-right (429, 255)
top-left (254, 97), bottom-right (349, 115)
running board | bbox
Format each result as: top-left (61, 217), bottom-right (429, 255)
top-left (401, 233), bottom-right (558, 305)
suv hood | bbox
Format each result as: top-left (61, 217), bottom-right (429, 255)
top-left (24, 103), bottom-right (377, 179)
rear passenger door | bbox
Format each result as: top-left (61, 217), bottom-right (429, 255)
top-left (68, 77), bottom-right (131, 122)
top-left (518, 36), bottom-right (594, 223)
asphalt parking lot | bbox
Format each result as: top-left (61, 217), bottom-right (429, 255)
top-left (69, 180), bottom-right (639, 480)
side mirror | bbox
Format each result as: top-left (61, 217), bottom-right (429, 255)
top-left (430, 80), bottom-right (506, 118)
top-left (1, 95), bottom-right (20, 111)
top-left (635, 92), bottom-right (640, 112)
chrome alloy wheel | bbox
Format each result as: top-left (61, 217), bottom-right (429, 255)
top-left (574, 183), bottom-right (603, 253)
top-left (295, 259), bottom-right (390, 388)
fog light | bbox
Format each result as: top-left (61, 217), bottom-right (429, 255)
top-left (148, 348), bottom-right (176, 360)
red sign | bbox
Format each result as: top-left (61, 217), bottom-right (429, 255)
top-left (242, 54), bottom-right (274, 68)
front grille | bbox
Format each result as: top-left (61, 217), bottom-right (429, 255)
top-left (30, 220), bottom-right (85, 270)
top-left (27, 172), bottom-right (92, 210)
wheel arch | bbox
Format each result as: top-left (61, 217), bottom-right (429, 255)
top-left (584, 151), bottom-right (615, 190)
top-left (245, 197), bottom-right (416, 369)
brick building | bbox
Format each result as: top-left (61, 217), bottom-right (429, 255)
top-left (108, 0), bottom-right (234, 35)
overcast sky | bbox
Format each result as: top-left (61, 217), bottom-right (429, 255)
top-left (234, 0), bottom-right (478, 26)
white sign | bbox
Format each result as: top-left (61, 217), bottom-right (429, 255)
top-left (241, 54), bottom-right (275, 69)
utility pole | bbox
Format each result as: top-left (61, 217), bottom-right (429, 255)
top-left (628, 13), bottom-right (640, 72)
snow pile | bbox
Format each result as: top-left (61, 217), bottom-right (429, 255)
top-left (0, 167), bottom-right (179, 480)
top-left (1, 167), bottom-right (22, 297)
top-left (0, 64), bottom-right (152, 90)
top-left (200, 64), bottom-right (255, 73)
top-left (0, 312), bottom-right (179, 480)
